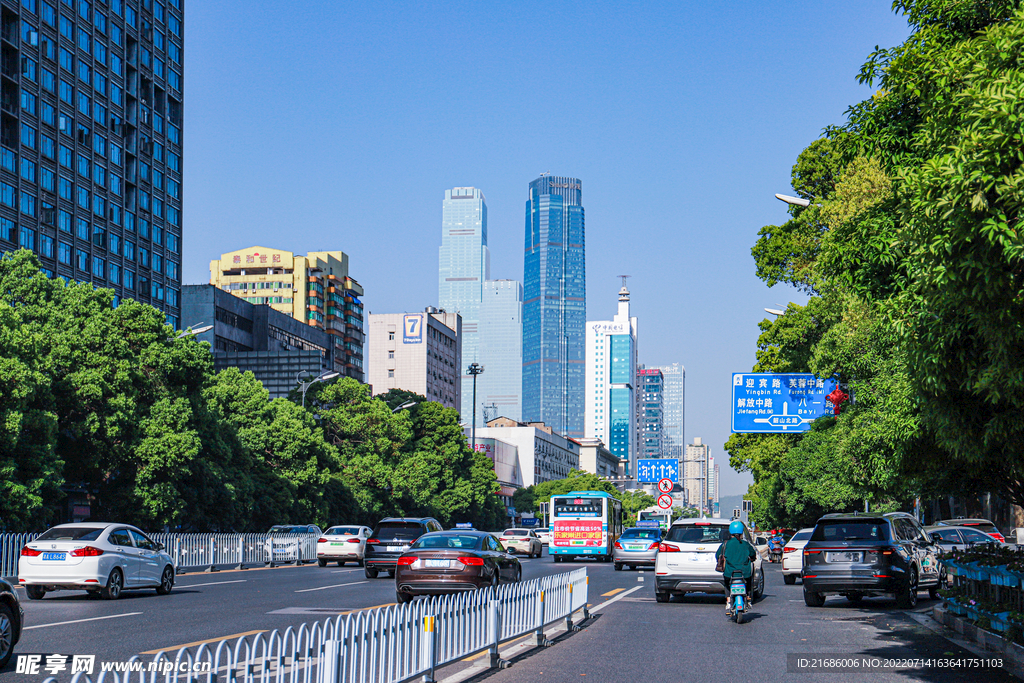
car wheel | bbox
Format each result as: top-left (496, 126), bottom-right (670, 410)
top-left (365, 566), bottom-right (379, 579)
top-left (358, 558), bottom-right (364, 567)
top-left (784, 574), bottom-right (796, 585)
top-left (338, 561), bottom-right (345, 567)
top-left (0, 601), bottom-right (14, 669)
top-left (102, 568), bottom-right (124, 600)
top-left (318, 559), bottom-right (327, 568)
top-left (26, 585), bottom-right (45, 600)
top-left (630, 565), bottom-right (637, 571)
top-left (803, 587), bottom-right (826, 607)
top-left (614, 563), bottom-right (622, 571)
top-left (896, 567), bottom-right (919, 609)
top-left (754, 569), bottom-right (765, 600)
top-left (655, 591), bottom-right (670, 603)
top-left (515, 567), bottom-right (522, 583)
top-left (156, 566), bottom-right (174, 595)
top-left (490, 571), bottom-right (500, 591)
top-left (396, 590), bottom-right (413, 604)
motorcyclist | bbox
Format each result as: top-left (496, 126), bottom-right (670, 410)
top-left (768, 530), bottom-right (784, 562)
top-left (715, 520), bottom-right (757, 615)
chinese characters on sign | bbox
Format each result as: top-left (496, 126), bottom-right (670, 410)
top-left (731, 373), bottom-right (840, 433)
top-left (552, 520), bottom-right (603, 547)
top-left (636, 458), bottom-right (679, 483)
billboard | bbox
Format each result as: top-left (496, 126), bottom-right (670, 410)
top-left (403, 314), bottom-right (424, 344)
top-left (731, 373), bottom-right (839, 433)
top-left (636, 458), bottom-right (679, 484)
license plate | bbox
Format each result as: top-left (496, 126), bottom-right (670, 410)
top-left (627, 545), bottom-right (645, 551)
top-left (331, 542), bottom-right (343, 546)
top-left (425, 559), bottom-right (450, 568)
top-left (689, 553), bottom-right (703, 562)
top-left (388, 545), bottom-right (409, 552)
top-left (41, 552), bottom-right (65, 561)
top-left (731, 583), bottom-right (746, 595)
top-left (826, 551), bottom-right (862, 563)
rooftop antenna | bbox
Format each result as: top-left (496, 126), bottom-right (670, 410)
top-left (539, 171), bottom-right (551, 177)
top-left (617, 275), bottom-right (631, 289)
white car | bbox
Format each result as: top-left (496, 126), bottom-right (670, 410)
top-left (501, 529), bottom-right (543, 557)
top-left (654, 518), bottom-right (764, 603)
top-left (535, 529), bottom-right (551, 545)
top-left (781, 528), bottom-right (814, 584)
top-left (317, 525), bottom-right (372, 567)
top-left (18, 523), bottom-right (175, 600)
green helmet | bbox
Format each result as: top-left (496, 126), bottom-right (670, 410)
top-left (729, 520), bottom-right (744, 536)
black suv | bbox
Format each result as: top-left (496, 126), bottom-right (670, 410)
top-left (364, 518), bottom-right (443, 578)
top-left (801, 512), bottom-right (942, 608)
top-left (0, 576), bottom-right (24, 669)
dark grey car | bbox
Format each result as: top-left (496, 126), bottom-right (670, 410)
top-left (613, 528), bottom-right (662, 571)
top-left (0, 576), bottom-right (23, 669)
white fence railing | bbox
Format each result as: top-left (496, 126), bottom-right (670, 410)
top-left (34, 568), bottom-right (589, 683)
top-left (0, 532), bottom-right (320, 578)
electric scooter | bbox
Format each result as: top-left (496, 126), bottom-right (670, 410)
top-left (728, 571), bottom-right (748, 624)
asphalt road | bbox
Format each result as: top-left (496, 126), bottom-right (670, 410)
top-left (2, 555), bottom-right (1014, 682)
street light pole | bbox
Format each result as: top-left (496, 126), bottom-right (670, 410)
top-left (467, 363), bottom-right (484, 451)
top-left (298, 370), bottom-right (340, 409)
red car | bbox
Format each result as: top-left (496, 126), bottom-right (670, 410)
top-left (394, 531), bottom-right (521, 604)
top-left (935, 518), bottom-right (1005, 543)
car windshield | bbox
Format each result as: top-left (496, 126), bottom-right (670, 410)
top-left (269, 526), bottom-right (312, 534)
top-left (931, 528), bottom-right (962, 542)
top-left (789, 531), bottom-right (812, 542)
top-left (412, 534), bottom-right (481, 550)
top-left (666, 525), bottom-right (729, 544)
top-left (325, 527), bottom-right (360, 536)
top-left (373, 522), bottom-right (426, 542)
top-left (621, 530), bottom-right (660, 540)
top-left (503, 530), bottom-right (528, 536)
top-left (36, 527), bottom-right (104, 541)
top-left (811, 521), bottom-right (889, 542)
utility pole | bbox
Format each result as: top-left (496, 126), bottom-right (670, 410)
top-left (468, 363), bottom-right (484, 450)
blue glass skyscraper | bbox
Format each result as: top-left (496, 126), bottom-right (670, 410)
top-left (479, 279), bottom-right (522, 422)
top-left (522, 175), bottom-right (585, 438)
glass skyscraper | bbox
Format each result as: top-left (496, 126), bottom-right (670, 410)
top-left (0, 0), bottom-right (184, 327)
top-left (522, 175), bottom-right (585, 438)
top-left (438, 186), bottom-right (489, 421)
top-left (656, 363), bottom-right (686, 459)
top-left (478, 279), bottom-right (522, 422)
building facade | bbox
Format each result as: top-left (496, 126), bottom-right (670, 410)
top-left (575, 437), bottom-right (625, 479)
top-left (478, 279), bottom-right (522, 422)
top-left (637, 367), bottom-right (664, 460)
top-left (471, 437), bottom-right (522, 502)
top-left (522, 175), bottom-right (585, 438)
top-left (0, 0), bottom-right (185, 326)
top-left (684, 437), bottom-right (710, 514)
top-left (209, 246), bottom-right (364, 381)
top-left (585, 283), bottom-right (638, 474)
top-left (473, 417), bottom-right (580, 487)
top-left (366, 307), bottom-right (461, 409)
top-left (656, 363), bottom-right (685, 459)
top-left (710, 458), bottom-right (720, 517)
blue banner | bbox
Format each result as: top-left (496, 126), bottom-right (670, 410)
top-left (636, 459), bottom-right (679, 484)
top-left (731, 373), bottom-right (839, 433)
top-left (403, 314), bottom-right (424, 344)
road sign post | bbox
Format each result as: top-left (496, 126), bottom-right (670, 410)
top-left (657, 494), bottom-right (673, 510)
top-left (657, 478), bottom-right (673, 494)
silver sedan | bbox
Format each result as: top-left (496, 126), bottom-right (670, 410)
top-left (613, 528), bottom-right (662, 571)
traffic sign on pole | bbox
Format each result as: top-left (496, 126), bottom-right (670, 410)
top-left (657, 494), bottom-right (673, 510)
top-left (657, 478), bottom-right (673, 494)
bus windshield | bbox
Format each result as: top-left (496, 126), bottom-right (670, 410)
top-left (553, 497), bottom-right (603, 517)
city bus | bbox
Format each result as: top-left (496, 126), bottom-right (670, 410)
top-left (550, 490), bottom-right (623, 562)
top-left (638, 507), bottom-right (672, 531)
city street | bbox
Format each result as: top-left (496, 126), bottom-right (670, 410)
top-left (4, 553), bottom-right (1015, 682)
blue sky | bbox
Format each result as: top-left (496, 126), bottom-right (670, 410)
top-left (183, 2), bottom-right (912, 497)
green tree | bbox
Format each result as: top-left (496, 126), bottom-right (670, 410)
top-left (532, 469), bottom-right (620, 504)
top-left (619, 489), bottom-right (656, 526)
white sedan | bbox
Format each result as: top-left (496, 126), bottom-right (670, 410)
top-left (501, 529), bottom-right (543, 557)
top-left (781, 528), bottom-right (814, 584)
top-left (317, 525), bottom-right (372, 567)
top-left (19, 523), bottom-right (175, 600)
top-left (535, 529), bottom-right (551, 546)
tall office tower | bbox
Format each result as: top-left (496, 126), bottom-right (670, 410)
top-left (712, 459), bottom-right (720, 516)
top-left (0, 0), bottom-right (185, 327)
top-left (585, 283), bottom-right (638, 473)
top-left (636, 366), bottom-right (664, 459)
top-left (210, 247), bottom-right (365, 381)
top-left (657, 363), bottom-right (686, 458)
top-left (685, 437), bottom-right (710, 513)
top-left (522, 175), bottom-right (585, 437)
top-left (438, 187), bottom-right (489, 422)
top-left (478, 279), bottom-right (522, 421)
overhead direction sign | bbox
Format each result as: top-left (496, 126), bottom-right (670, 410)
top-left (657, 479), bottom-right (673, 494)
top-left (637, 459), bottom-right (679, 484)
top-left (657, 494), bottom-right (673, 510)
top-left (731, 373), bottom-right (840, 433)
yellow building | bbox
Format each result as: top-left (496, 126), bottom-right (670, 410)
top-left (210, 246), bottom-right (365, 381)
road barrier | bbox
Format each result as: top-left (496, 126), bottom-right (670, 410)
top-left (0, 532), bottom-right (319, 579)
top-left (38, 567), bottom-right (589, 683)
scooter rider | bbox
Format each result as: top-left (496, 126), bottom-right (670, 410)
top-left (715, 520), bottom-right (757, 615)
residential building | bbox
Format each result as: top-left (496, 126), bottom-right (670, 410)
top-left (711, 458), bottom-right (720, 517)
top-left (0, 0), bottom-right (185, 327)
top-left (478, 279), bottom-right (523, 422)
top-left (472, 417), bottom-right (580, 487)
top-left (471, 437), bottom-right (523, 506)
top-left (637, 367), bottom-right (664, 459)
top-left (656, 363), bottom-right (686, 459)
top-left (366, 307), bottom-right (461, 409)
top-left (522, 175), bottom-right (586, 438)
top-left (182, 284), bottom-right (334, 398)
top-left (209, 246), bottom-right (364, 381)
top-left (575, 437), bottom-right (625, 479)
top-left (585, 282), bottom-right (638, 474)
top-left (684, 437), bottom-right (710, 513)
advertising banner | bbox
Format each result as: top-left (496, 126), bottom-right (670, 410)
top-left (552, 520), bottom-right (603, 547)
top-left (403, 314), bottom-right (424, 344)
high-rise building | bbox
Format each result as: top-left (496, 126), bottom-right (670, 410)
top-left (657, 363), bottom-right (686, 458)
top-left (684, 437), bottom-right (710, 513)
top-left (711, 458), bottom-right (720, 517)
top-left (478, 279), bottom-right (522, 421)
top-left (522, 175), bottom-right (586, 438)
top-left (438, 187), bottom-right (489, 419)
top-left (0, 0), bottom-right (185, 327)
top-left (209, 246), bottom-right (364, 381)
top-left (366, 307), bottom-right (461, 409)
top-left (585, 283), bottom-right (638, 473)
top-left (637, 367), bottom-right (664, 459)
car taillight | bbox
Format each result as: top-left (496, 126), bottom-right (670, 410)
top-left (658, 542), bottom-right (680, 552)
top-left (347, 538), bottom-right (361, 544)
top-left (992, 533), bottom-right (1006, 543)
top-left (396, 557), bottom-right (415, 566)
top-left (804, 549), bottom-right (821, 555)
top-left (614, 541), bottom-right (622, 549)
top-left (649, 542), bottom-right (660, 551)
top-left (367, 538), bottom-right (380, 545)
top-left (783, 546), bottom-right (796, 553)
top-left (70, 546), bottom-right (104, 557)
top-left (20, 546), bottom-right (42, 556)
top-left (317, 538), bottom-right (329, 543)
top-left (458, 557), bottom-right (484, 566)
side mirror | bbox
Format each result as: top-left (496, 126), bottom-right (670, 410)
top-left (155, 543), bottom-right (165, 551)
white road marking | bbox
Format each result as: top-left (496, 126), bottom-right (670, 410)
top-left (176, 579), bottom-right (247, 588)
top-left (329, 569), bottom-right (364, 574)
top-left (294, 580), bottom-right (367, 593)
top-left (25, 612), bottom-right (143, 630)
top-left (589, 586), bottom-right (642, 613)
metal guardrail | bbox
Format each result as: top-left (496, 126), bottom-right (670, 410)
top-left (0, 532), bottom-right (319, 578)
top-left (37, 568), bottom-right (589, 683)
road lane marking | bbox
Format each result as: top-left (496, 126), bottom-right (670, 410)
top-left (25, 612), bottom-right (143, 630)
top-left (175, 579), bottom-right (248, 588)
top-left (601, 588), bottom-right (626, 597)
top-left (589, 586), bottom-right (642, 613)
top-left (330, 568), bottom-right (365, 574)
top-left (294, 580), bottom-right (367, 593)
top-left (141, 631), bottom-right (267, 655)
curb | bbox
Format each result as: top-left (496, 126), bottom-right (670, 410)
top-left (933, 604), bottom-right (1024, 679)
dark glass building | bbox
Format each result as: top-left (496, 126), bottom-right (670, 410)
top-left (0, 0), bottom-right (183, 327)
top-left (522, 175), bottom-right (585, 438)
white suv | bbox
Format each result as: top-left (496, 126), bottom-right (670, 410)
top-left (654, 518), bottom-right (764, 603)
top-left (781, 528), bottom-right (814, 584)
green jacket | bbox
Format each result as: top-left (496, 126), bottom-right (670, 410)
top-left (715, 537), bottom-right (757, 578)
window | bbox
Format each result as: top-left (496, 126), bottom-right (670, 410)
top-left (108, 233), bottom-right (119, 256)
top-left (138, 247), bottom-right (149, 267)
top-left (42, 2), bottom-right (56, 27)
top-left (93, 72), bottom-right (106, 97)
top-left (110, 143), bottom-right (122, 166)
top-left (41, 101), bottom-right (55, 126)
top-left (77, 154), bottom-right (89, 178)
top-left (20, 191), bottom-right (36, 217)
top-left (0, 217), bottom-right (12, 241)
top-left (19, 227), bottom-right (35, 250)
top-left (168, 14), bottom-right (180, 36)
top-left (166, 260), bottom-right (178, 280)
top-left (59, 15), bottom-right (73, 41)
top-left (78, 61), bottom-right (91, 85)
top-left (76, 248), bottom-right (88, 271)
top-left (166, 287), bottom-right (178, 307)
top-left (124, 210), bottom-right (134, 232)
top-left (125, 4), bottom-right (136, 27)
top-left (110, 83), bottom-right (122, 107)
top-left (59, 144), bottom-right (73, 168)
top-left (388, 370), bottom-right (394, 378)
top-left (110, 53), bottom-right (122, 76)
top-left (93, 163), bottom-right (106, 187)
top-left (21, 124), bottom-right (37, 150)
top-left (152, 225), bottom-right (162, 245)
top-left (21, 57), bottom-right (37, 84)
top-left (41, 167), bottom-right (55, 192)
top-left (77, 27), bottom-right (91, 55)
top-left (93, 133), bottom-right (106, 157)
top-left (60, 47), bottom-right (74, 71)
top-left (60, 79), bottom-right (73, 105)
top-left (167, 150), bottom-right (179, 173)
top-left (152, 253), bottom-right (161, 274)
top-left (77, 92), bottom-right (90, 117)
top-left (153, 30), bottom-right (164, 51)
top-left (110, 174), bottom-right (121, 196)
top-left (109, 204), bottom-right (121, 225)
top-left (20, 91), bottom-right (37, 118)
top-left (77, 186), bottom-right (89, 209)
top-left (39, 234), bottom-right (54, 258)
top-left (94, 41), bottom-right (106, 67)
top-left (41, 67), bottom-right (55, 93)
top-left (58, 241), bottom-right (72, 264)
top-left (94, 11), bottom-right (106, 34)
top-left (92, 255), bottom-right (104, 278)
top-left (168, 41), bottom-right (180, 65)
top-left (123, 268), bottom-right (134, 290)
top-left (76, 217), bottom-right (89, 240)
top-left (108, 262), bottom-right (119, 284)
top-left (123, 239), bottom-right (134, 260)
top-left (20, 159), bottom-right (36, 183)
top-left (41, 134), bottom-right (55, 160)
top-left (0, 149), bottom-right (13, 174)
top-left (111, 0), bottom-right (121, 16)
top-left (78, 0), bottom-right (89, 20)
top-left (111, 24), bottom-right (122, 47)
top-left (166, 232), bottom-right (178, 253)
top-left (93, 102), bottom-right (106, 127)
top-left (92, 194), bottom-right (105, 217)
top-left (59, 209), bottom-right (71, 232)
top-left (166, 206), bottom-right (178, 226)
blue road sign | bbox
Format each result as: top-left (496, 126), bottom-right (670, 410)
top-left (636, 459), bottom-right (679, 484)
top-left (731, 373), bottom-right (839, 433)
